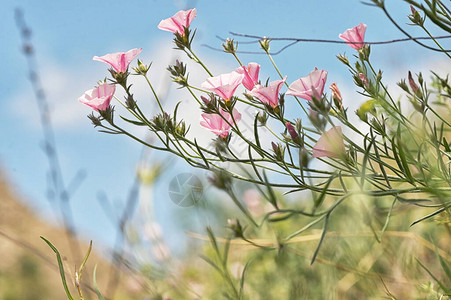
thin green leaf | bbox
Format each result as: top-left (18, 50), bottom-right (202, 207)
top-left (194, 139), bottom-right (210, 169)
top-left (119, 115), bottom-right (146, 126)
top-left (263, 171), bottom-right (278, 209)
top-left (41, 236), bottom-right (74, 300)
top-left (239, 260), bottom-right (252, 297)
top-left (410, 207), bottom-right (445, 227)
top-left (417, 258), bottom-right (450, 293)
top-left (268, 211), bottom-right (294, 223)
top-left (92, 265), bottom-right (105, 300)
top-left (434, 244), bottom-right (451, 281)
top-left (200, 255), bottom-right (224, 276)
top-left (222, 238), bottom-right (231, 267)
top-left (78, 241), bottom-right (92, 283)
top-left (380, 198), bottom-right (397, 240)
top-left (206, 227), bottom-right (220, 256)
top-left (314, 174), bottom-right (336, 209)
top-left (444, 137), bottom-right (451, 152)
top-left (173, 101), bottom-right (182, 122)
top-left (311, 213), bottom-right (330, 265)
top-left (248, 146), bottom-right (263, 182)
top-left (373, 138), bottom-right (391, 188)
top-left (253, 115), bottom-right (261, 148)
top-left (396, 135), bottom-right (415, 184)
top-left (361, 135), bottom-right (375, 187)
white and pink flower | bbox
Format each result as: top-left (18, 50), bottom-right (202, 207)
top-left (339, 23), bottom-right (367, 50)
top-left (93, 48), bottom-right (142, 73)
top-left (286, 68), bottom-right (328, 101)
top-left (158, 9), bottom-right (197, 35)
top-left (200, 108), bottom-right (241, 138)
top-left (78, 83), bottom-right (116, 111)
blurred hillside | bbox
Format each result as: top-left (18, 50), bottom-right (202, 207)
top-left (0, 170), bottom-right (143, 299)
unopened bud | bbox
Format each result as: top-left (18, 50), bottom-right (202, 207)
top-left (330, 82), bottom-right (342, 110)
top-left (271, 142), bottom-right (285, 161)
top-left (259, 37), bottom-right (271, 52)
top-left (397, 79), bottom-right (409, 93)
top-left (286, 122), bottom-right (302, 145)
top-left (408, 71), bottom-right (419, 92)
top-left (358, 44), bottom-right (371, 61)
top-left (227, 219), bottom-right (244, 238)
top-left (222, 38), bottom-right (237, 54)
top-left (409, 5), bottom-right (424, 26)
top-left (209, 169), bottom-right (232, 190)
top-left (336, 54), bottom-right (350, 66)
top-left (299, 147), bottom-right (310, 169)
top-left (88, 113), bottom-right (102, 127)
top-left (359, 73), bottom-right (369, 88)
top-left (256, 111), bottom-right (268, 126)
top-left (133, 59), bottom-right (151, 75)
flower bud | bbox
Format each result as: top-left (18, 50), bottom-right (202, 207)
top-left (222, 38), bottom-right (237, 54)
top-left (408, 71), bottom-right (422, 98)
top-left (125, 94), bottom-right (136, 110)
top-left (227, 219), bottom-right (244, 238)
top-left (408, 5), bottom-right (424, 26)
top-left (88, 113), bottom-right (102, 127)
top-left (358, 44), bottom-right (371, 61)
top-left (209, 169), bottom-right (232, 190)
top-left (397, 79), bottom-right (410, 93)
top-left (259, 37), bottom-right (271, 52)
top-left (330, 82), bottom-right (342, 110)
top-left (98, 105), bottom-right (115, 123)
top-left (358, 73), bottom-right (369, 88)
top-left (133, 59), bottom-right (151, 75)
top-left (110, 69), bottom-right (128, 86)
top-left (295, 119), bottom-right (302, 134)
top-left (299, 147), bottom-right (310, 169)
top-left (256, 111), bottom-right (268, 126)
top-left (271, 142), bottom-right (285, 161)
top-left (286, 122), bottom-right (302, 145)
top-left (175, 120), bottom-right (187, 136)
top-left (336, 54), bottom-right (350, 67)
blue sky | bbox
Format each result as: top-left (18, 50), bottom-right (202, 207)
top-left (1, 0), bottom-right (450, 254)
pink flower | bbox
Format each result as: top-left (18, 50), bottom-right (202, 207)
top-left (286, 68), bottom-right (328, 101)
top-left (236, 63), bottom-right (260, 90)
top-left (312, 126), bottom-right (346, 159)
top-left (93, 48), bottom-right (142, 73)
top-left (359, 73), bottom-right (369, 87)
top-left (339, 23), bottom-right (367, 50)
top-left (200, 108), bottom-right (242, 138)
top-left (158, 9), bottom-right (197, 35)
top-left (78, 83), bottom-right (116, 111)
top-left (285, 122), bottom-right (299, 140)
top-left (249, 76), bottom-right (287, 107)
top-left (201, 71), bottom-right (244, 101)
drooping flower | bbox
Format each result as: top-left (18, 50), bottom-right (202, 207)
top-left (200, 108), bottom-right (241, 138)
top-left (93, 48), bottom-right (142, 73)
top-left (339, 23), bottom-right (367, 50)
top-left (201, 71), bottom-right (244, 101)
top-left (249, 76), bottom-right (287, 107)
top-left (236, 63), bottom-right (260, 90)
top-left (312, 126), bottom-right (346, 159)
top-left (286, 68), bottom-right (327, 101)
top-left (158, 9), bottom-right (197, 35)
top-left (78, 83), bottom-right (116, 111)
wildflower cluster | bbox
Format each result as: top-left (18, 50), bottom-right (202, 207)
top-left (75, 4), bottom-right (451, 298)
